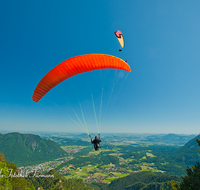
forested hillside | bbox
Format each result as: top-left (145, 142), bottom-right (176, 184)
top-left (0, 152), bottom-right (34, 189)
top-left (0, 132), bottom-right (67, 166)
top-left (105, 171), bottom-right (181, 190)
top-left (170, 136), bottom-right (200, 166)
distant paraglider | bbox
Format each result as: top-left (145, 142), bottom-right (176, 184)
top-left (114, 30), bottom-right (125, 51)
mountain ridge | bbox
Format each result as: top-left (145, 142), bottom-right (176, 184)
top-left (0, 132), bottom-right (67, 167)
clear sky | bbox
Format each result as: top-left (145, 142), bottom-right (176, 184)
top-left (1, 0), bottom-right (200, 134)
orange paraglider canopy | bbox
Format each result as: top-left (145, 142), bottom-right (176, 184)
top-left (32, 54), bottom-right (131, 102)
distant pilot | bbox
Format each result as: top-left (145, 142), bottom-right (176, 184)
top-left (90, 134), bottom-right (101, 151)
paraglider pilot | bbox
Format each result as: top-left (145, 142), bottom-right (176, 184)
top-left (90, 134), bottom-right (101, 151)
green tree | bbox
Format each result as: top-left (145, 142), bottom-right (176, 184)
top-left (170, 180), bottom-right (179, 190)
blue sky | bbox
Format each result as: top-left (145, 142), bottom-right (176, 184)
top-left (0, 0), bottom-right (200, 134)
